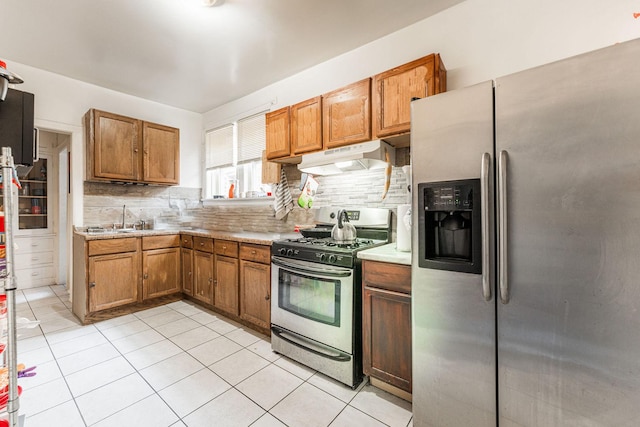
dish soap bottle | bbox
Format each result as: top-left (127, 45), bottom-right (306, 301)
top-left (228, 182), bottom-right (235, 199)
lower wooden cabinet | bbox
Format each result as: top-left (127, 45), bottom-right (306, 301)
top-left (214, 254), bottom-right (239, 316)
top-left (362, 260), bottom-right (412, 394)
top-left (142, 235), bottom-right (181, 299)
top-left (181, 247), bottom-right (194, 296)
top-left (88, 251), bottom-right (139, 312)
top-left (239, 243), bottom-right (272, 331)
top-left (142, 247), bottom-right (180, 299)
top-left (194, 249), bottom-right (214, 305)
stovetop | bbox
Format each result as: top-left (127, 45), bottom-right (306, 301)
top-left (272, 237), bottom-right (387, 267)
top-left (272, 206), bottom-right (392, 268)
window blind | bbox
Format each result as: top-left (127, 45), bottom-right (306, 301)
top-left (205, 125), bottom-right (234, 168)
top-left (237, 113), bottom-right (266, 164)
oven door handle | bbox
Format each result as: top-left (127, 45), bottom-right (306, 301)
top-left (271, 326), bottom-right (352, 362)
top-left (271, 257), bottom-right (353, 278)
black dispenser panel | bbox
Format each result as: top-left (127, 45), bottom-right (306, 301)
top-left (0, 88), bottom-right (35, 166)
top-left (418, 179), bottom-right (482, 274)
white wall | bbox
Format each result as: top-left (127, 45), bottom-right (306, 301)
top-left (2, 61), bottom-right (203, 228)
top-left (203, 0), bottom-right (640, 128)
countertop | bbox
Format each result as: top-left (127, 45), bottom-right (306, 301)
top-left (357, 243), bottom-right (411, 265)
top-left (74, 228), bottom-right (301, 246)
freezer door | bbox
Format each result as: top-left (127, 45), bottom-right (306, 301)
top-left (495, 38), bottom-right (640, 426)
top-left (411, 81), bottom-right (496, 427)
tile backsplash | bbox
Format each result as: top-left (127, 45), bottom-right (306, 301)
top-left (83, 161), bottom-right (411, 238)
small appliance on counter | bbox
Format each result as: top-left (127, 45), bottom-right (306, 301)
top-left (270, 206), bottom-right (391, 387)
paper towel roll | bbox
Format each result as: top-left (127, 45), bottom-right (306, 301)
top-left (396, 204), bottom-right (411, 252)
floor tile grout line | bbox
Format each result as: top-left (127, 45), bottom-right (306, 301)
top-left (18, 285), bottom-right (414, 427)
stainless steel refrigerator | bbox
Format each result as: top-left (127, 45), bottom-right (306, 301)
top-left (411, 38), bottom-right (640, 426)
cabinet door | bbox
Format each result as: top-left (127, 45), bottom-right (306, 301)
top-left (142, 247), bottom-right (181, 299)
top-left (181, 248), bottom-right (194, 296)
top-left (373, 54), bottom-right (446, 138)
top-left (90, 110), bottom-right (141, 181)
top-left (142, 121), bottom-right (180, 185)
top-left (363, 286), bottom-right (412, 393)
top-left (194, 250), bottom-right (213, 304)
top-left (214, 254), bottom-right (239, 316)
top-left (322, 78), bottom-right (371, 149)
top-left (88, 251), bottom-right (139, 312)
top-left (291, 96), bottom-right (322, 155)
top-left (266, 106), bottom-right (291, 160)
top-left (239, 260), bottom-right (271, 330)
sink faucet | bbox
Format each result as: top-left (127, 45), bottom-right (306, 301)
top-left (122, 205), bottom-right (126, 229)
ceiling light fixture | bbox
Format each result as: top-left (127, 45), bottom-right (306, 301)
top-left (202, 0), bottom-right (218, 6)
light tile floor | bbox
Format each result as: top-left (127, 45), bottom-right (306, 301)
top-left (9, 284), bottom-right (413, 427)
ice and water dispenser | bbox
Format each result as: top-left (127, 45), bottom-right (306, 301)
top-left (417, 179), bottom-right (482, 274)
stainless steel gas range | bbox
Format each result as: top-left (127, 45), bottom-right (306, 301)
top-left (270, 207), bottom-right (391, 388)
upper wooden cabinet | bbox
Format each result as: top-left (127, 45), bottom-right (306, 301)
top-left (322, 78), bottom-right (371, 149)
top-left (265, 106), bottom-right (291, 160)
top-left (373, 54), bottom-right (446, 139)
top-left (291, 96), bottom-right (322, 155)
top-left (84, 109), bottom-right (180, 185)
top-left (142, 121), bottom-right (180, 185)
top-left (86, 110), bottom-right (140, 182)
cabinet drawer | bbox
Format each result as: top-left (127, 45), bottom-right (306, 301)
top-left (180, 234), bottom-right (193, 249)
top-left (16, 236), bottom-right (54, 254)
top-left (142, 234), bottom-right (180, 250)
top-left (240, 244), bottom-right (271, 264)
top-left (193, 237), bottom-right (214, 253)
top-left (215, 240), bottom-right (238, 257)
top-left (363, 260), bottom-right (411, 294)
top-left (16, 266), bottom-right (55, 286)
top-left (88, 237), bottom-right (138, 256)
top-left (15, 251), bottom-right (54, 269)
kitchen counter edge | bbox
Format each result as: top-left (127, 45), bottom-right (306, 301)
top-left (357, 243), bottom-right (411, 265)
top-left (74, 229), bottom-right (301, 246)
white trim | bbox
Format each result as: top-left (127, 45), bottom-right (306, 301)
top-left (202, 196), bottom-right (275, 207)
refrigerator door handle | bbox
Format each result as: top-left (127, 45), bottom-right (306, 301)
top-left (498, 150), bottom-right (510, 304)
top-left (481, 152), bottom-right (492, 301)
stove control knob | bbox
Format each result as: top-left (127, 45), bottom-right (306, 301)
top-left (328, 254), bottom-right (337, 263)
top-left (286, 249), bottom-right (294, 256)
top-left (278, 248), bottom-right (287, 256)
top-left (319, 253), bottom-right (326, 261)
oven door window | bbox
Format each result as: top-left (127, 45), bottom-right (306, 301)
top-left (278, 269), bottom-right (340, 327)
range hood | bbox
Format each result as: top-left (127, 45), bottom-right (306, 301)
top-left (298, 140), bottom-right (396, 176)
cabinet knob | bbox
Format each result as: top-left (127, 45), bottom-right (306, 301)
top-left (200, 242), bottom-right (205, 246)
top-left (209, 277), bottom-right (213, 283)
top-left (143, 273), bottom-right (148, 279)
top-left (188, 271), bottom-right (192, 276)
top-left (213, 279), bottom-right (218, 286)
top-left (89, 282), bottom-right (96, 288)
top-left (134, 148), bottom-right (138, 153)
top-left (265, 293), bottom-right (270, 301)
top-left (222, 246), bottom-right (227, 250)
top-left (251, 250), bottom-right (257, 255)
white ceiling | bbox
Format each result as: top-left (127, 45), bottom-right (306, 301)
top-left (0, 0), bottom-right (463, 113)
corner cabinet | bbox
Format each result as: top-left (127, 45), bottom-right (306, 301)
top-left (84, 109), bottom-right (179, 185)
top-left (142, 235), bottom-right (181, 299)
top-left (373, 54), bottom-right (446, 139)
top-left (362, 260), bottom-right (412, 396)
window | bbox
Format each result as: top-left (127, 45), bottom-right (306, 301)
top-left (204, 113), bottom-right (267, 199)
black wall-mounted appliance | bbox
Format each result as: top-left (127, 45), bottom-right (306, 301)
top-left (0, 88), bottom-right (35, 166)
top-left (418, 179), bottom-right (482, 274)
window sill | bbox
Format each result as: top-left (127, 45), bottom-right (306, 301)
top-left (202, 197), bottom-right (275, 207)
